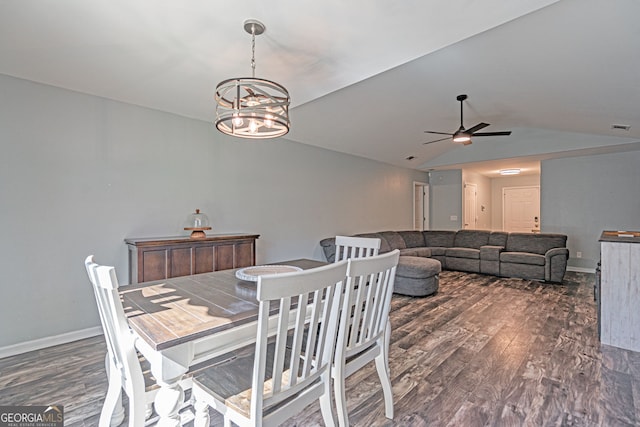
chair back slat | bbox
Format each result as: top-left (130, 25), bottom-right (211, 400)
top-left (335, 236), bottom-right (381, 262)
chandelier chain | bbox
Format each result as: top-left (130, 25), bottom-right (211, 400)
top-left (250, 24), bottom-right (256, 78)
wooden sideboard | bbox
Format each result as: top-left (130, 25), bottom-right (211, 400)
top-left (599, 230), bottom-right (640, 351)
top-left (125, 233), bottom-right (259, 284)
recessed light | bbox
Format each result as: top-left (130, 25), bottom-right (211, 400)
top-left (500, 169), bottom-right (521, 175)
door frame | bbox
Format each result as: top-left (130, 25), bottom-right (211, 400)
top-left (463, 182), bottom-right (477, 229)
top-left (413, 181), bottom-right (429, 231)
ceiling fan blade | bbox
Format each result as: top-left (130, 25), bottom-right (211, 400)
top-left (473, 131), bottom-right (512, 136)
top-left (424, 131), bottom-right (454, 136)
top-left (465, 122), bottom-right (490, 134)
top-left (423, 137), bottom-right (451, 145)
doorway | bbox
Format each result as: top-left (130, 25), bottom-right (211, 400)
top-left (502, 186), bottom-right (540, 232)
top-left (413, 182), bottom-right (429, 231)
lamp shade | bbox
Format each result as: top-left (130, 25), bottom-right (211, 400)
top-left (215, 77), bottom-right (290, 139)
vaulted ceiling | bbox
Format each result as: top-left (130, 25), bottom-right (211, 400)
top-left (2, 0), bottom-right (639, 176)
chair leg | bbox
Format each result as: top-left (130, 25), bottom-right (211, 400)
top-left (102, 354), bottom-right (125, 427)
top-left (374, 351), bottom-right (394, 419)
top-left (319, 377), bottom-right (336, 427)
top-left (333, 369), bottom-right (350, 427)
top-left (127, 390), bottom-right (147, 427)
top-left (99, 362), bottom-right (124, 427)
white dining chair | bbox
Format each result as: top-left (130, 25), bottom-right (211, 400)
top-left (191, 260), bottom-right (349, 427)
top-left (86, 256), bottom-right (201, 427)
top-left (334, 235), bottom-right (381, 262)
top-left (333, 250), bottom-right (400, 427)
top-left (85, 255), bottom-right (148, 427)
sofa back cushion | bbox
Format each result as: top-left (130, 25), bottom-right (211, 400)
top-left (489, 231), bottom-right (509, 247)
top-left (423, 230), bottom-right (456, 247)
top-left (378, 231), bottom-right (407, 250)
top-left (453, 230), bottom-right (491, 249)
top-left (397, 230), bottom-right (426, 248)
top-left (505, 233), bottom-right (567, 255)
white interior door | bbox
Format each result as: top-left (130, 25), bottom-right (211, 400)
top-left (413, 182), bottom-right (429, 230)
top-left (464, 183), bottom-right (477, 229)
top-left (503, 186), bottom-right (540, 232)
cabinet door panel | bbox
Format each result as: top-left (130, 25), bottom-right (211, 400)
top-left (215, 245), bottom-right (235, 271)
top-left (170, 248), bottom-right (193, 278)
top-left (142, 249), bottom-right (168, 282)
top-left (194, 246), bottom-right (214, 274)
top-left (234, 242), bottom-right (254, 268)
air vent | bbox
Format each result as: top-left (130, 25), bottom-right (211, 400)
top-left (611, 124), bottom-right (631, 131)
top-left (406, 155), bottom-right (415, 161)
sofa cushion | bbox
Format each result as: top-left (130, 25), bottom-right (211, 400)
top-left (505, 233), bottom-right (567, 255)
top-left (378, 231), bottom-right (407, 250)
top-left (397, 230), bottom-right (426, 248)
top-left (427, 247), bottom-right (447, 256)
top-left (396, 256), bottom-right (441, 279)
top-left (423, 231), bottom-right (456, 247)
top-left (480, 245), bottom-right (503, 261)
top-left (453, 230), bottom-right (491, 249)
top-left (500, 252), bottom-right (545, 266)
top-left (399, 247), bottom-right (432, 258)
top-left (488, 231), bottom-right (508, 247)
top-left (445, 247), bottom-right (480, 259)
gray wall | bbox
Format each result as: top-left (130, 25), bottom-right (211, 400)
top-left (541, 151), bottom-right (640, 270)
top-left (0, 74), bottom-right (427, 350)
top-left (428, 169), bottom-right (462, 230)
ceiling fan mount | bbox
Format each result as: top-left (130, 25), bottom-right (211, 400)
top-left (424, 94), bottom-right (511, 146)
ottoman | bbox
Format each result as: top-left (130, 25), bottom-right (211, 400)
top-left (394, 256), bottom-right (441, 297)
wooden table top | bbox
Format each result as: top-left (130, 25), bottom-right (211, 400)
top-left (120, 259), bottom-right (325, 351)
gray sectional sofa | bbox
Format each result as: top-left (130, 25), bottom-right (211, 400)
top-left (320, 229), bottom-right (569, 283)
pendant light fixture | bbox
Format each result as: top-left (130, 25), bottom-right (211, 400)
top-left (214, 19), bottom-right (291, 139)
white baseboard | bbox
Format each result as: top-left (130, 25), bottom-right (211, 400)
top-left (567, 266), bottom-right (596, 274)
top-left (0, 326), bottom-right (103, 359)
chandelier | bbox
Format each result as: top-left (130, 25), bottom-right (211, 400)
top-left (214, 19), bottom-right (291, 139)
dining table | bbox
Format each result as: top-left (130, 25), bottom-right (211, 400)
top-left (119, 258), bottom-right (326, 427)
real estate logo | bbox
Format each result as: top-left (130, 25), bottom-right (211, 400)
top-left (0, 406), bottom-right (63, 427)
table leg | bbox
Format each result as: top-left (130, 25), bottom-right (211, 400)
top-left (141, 343), bottom-right (192, 427)
top-left (154, 376), bottom-right (185, 427)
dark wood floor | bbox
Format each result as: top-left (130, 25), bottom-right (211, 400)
top-left (2, 271), bottom-right (639, 426)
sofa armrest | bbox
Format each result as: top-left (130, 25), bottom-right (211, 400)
top-left (545, 247), bottom-right (569, 282)
top-left (319, 237), bottom-right (336, 263)
top-left (480, 245), bottom-right (504, 261)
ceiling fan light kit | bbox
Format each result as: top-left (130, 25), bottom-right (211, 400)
top-left (424, 94), bottom-right (511, 146)
top-left (452, 133), bottom-right (472, 145)
top-left (215, 19), bottom-right (291, 139)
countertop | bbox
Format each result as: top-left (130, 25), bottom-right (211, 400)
top-left (599, 230), bottom-right (640, 243)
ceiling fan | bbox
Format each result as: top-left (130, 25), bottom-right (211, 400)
top-left (424, 94), bottom-right (512, 145)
